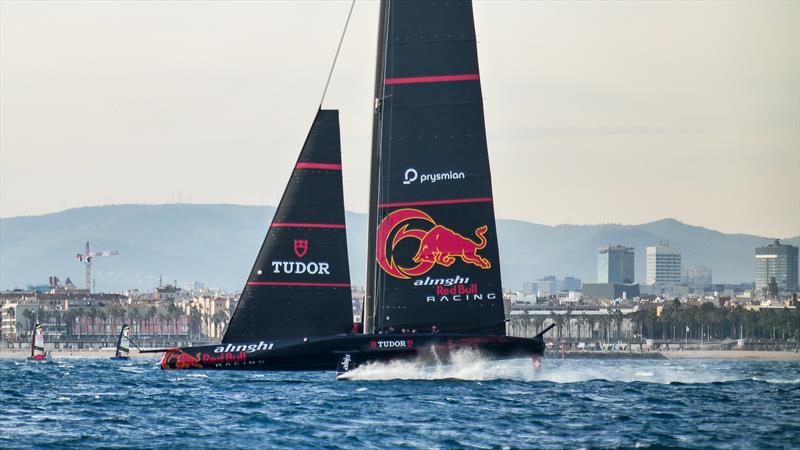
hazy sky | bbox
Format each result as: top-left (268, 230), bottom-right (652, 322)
top-left (1, 1), bottom-right (798, 238)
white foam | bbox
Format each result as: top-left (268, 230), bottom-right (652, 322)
top-left (342, 349), bottom-right (538, 381)
top-left (340, 350), bottom-right (765, 384)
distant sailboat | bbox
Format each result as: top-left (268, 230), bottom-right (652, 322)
top-left (151, 0), bottom-right (553, 375)
top-left (110, 325), bottom-right (131, 361)
top-left (28, 323), bottom-right (47, 361)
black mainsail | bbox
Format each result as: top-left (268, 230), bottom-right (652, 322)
top-left (222, 109), bottom-right (353, 343)
top-left (364, 0), bottom-right (505, 335)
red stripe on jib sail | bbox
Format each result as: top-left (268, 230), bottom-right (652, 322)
top-left (295, 162), bottom-right (342, 170)
top-left (270, 223), bottom-right (346, 229)
top-left (247, 282), bottom-right (351, 288)
top-left (379, 197), bottom-right (493, 208)
top-left (384, 74), bottom-right (480, 85)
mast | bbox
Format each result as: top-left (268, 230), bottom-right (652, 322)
top-left (364, 0), bottom-right (391, 334)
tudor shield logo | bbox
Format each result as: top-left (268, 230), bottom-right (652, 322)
top-left (293, 239), bottom-right (308, 258)
top-left (376, 209), bottom-right (492, 279)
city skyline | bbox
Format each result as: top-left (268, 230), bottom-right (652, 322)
top-left (2, 1), bottom-right (798, 238)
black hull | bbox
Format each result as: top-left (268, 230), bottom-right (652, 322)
top-left (160, 333), bottom-right (544, 372)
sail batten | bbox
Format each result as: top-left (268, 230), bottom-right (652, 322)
top-left (385, 74), bottom-right (480, 85)
top-left (365, 0), bottom-right (505, 335)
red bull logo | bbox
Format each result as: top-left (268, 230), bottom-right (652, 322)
top-left (161, 349), bottom-right (203, 370)
top-left (376, 209), bottom-right (492, 279)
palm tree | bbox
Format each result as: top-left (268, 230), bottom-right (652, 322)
top-left (192, 305), bottom-right (204, 339)
top-left (577, 313), bottom-right (587, 342)
top-left (613, 309), bottom-right (624, 341)
top-left (586, 315), bottom-right (596, 341)
top-left (598, 314), bottom-right (610, 344)
top-left (147, 306), bottom-right (158, 337)
top-left (159, 312), bottom-right (169, 339)
top-left (88, 307), bottom-right (99, 337)
top-left (565, 306), bottom-right (573, 343)
top-left (97, 310), bottom-right (108, 340)
top-left (532, 315), bottom-right (546, 336)
top-left (213, 310), bottom-right (229, 339)
top-left (548, 311), bottom-right (564, 342)
top-left (4, 306), bottom-right (15, 344)
top-left (22, 309), bottom-right (35, 335)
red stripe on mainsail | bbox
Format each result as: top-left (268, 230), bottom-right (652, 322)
top-left (295, 162), bottom-right (342, 170)
top-left (247, 281), bottom-right (351, 288)
top-left (270, 223), bottom-right (346, 229)
top-left (384, 74), bottom-right (480, 85)
top-left (379, 197), bottom-right (493, 208)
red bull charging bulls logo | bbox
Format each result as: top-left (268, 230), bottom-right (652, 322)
top-left (376, 208), bottom-right (492, 279)
top-left (161, 349), bottom-right (203, 370)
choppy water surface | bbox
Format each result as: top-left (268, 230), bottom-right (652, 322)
top-left (1, 355), bottom-right (799, 449)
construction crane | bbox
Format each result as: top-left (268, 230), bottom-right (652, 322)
top-left (76, 241), bottom-right (119, 293)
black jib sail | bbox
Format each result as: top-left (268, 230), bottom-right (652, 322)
top-left (364, 0), bottom-right (505, 335)
top-left (115, 325), bottom-right (131, 358)
top-left (223, 109), bottom-right (353, 343)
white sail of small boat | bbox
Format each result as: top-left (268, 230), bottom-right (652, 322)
top-left (28, 323), bottom-right (47, 361)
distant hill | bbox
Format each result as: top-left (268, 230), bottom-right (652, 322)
top-left (1, 204), bottom-right (797, 292)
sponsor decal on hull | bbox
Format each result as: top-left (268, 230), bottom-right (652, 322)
top-left (370, 339), bottom-right (415, 349)
top-left (162, 349), bottom-right (203, 370)
top-left (213, 341), bottom-right (274, 353)
top-left (376, 209), bottom-right (492, 280)
top-left (163, 344), bottom-right (274, 370)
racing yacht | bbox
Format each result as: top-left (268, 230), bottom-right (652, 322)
top-left (154, 0), bottom-right (551, 376)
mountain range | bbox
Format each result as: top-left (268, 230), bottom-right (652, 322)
top-left (1, 204), bottom-right (797, 293)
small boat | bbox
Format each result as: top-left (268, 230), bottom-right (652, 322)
top-left (27, 323), bottom-right (47, 361)
top-left (151, 0), bottom-right (553, 376)
top-left (110, 325), bottom-right (131, 361)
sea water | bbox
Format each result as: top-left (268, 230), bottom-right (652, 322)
top-left (1, 355), bottom-right (798, 449)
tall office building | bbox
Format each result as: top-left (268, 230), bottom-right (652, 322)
top-left (755, 240), bottom-right (799, 294)
top-left (646, 243), bottom-right (682, 285)
top-left (597, 245), bottom-right (635, 284)
top-left (684, 266), bottom-right (712, 288)
top-left (522, 276), bottom-right (583, 296)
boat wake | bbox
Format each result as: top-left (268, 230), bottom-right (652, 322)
top-left (342, 349), bottom-right (539, 381)
top-left (341, 351), bottom-right (800, 384)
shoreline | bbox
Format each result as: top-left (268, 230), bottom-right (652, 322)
top-left (554, 350), bottom-right (800, 361)
top-left (660, 350), bottom-right (800, 360)
top-left (0, 349), bottom-right (159, 359)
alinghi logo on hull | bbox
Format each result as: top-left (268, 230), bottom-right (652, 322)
top-left (213, 341), bottom-right (274, 353)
